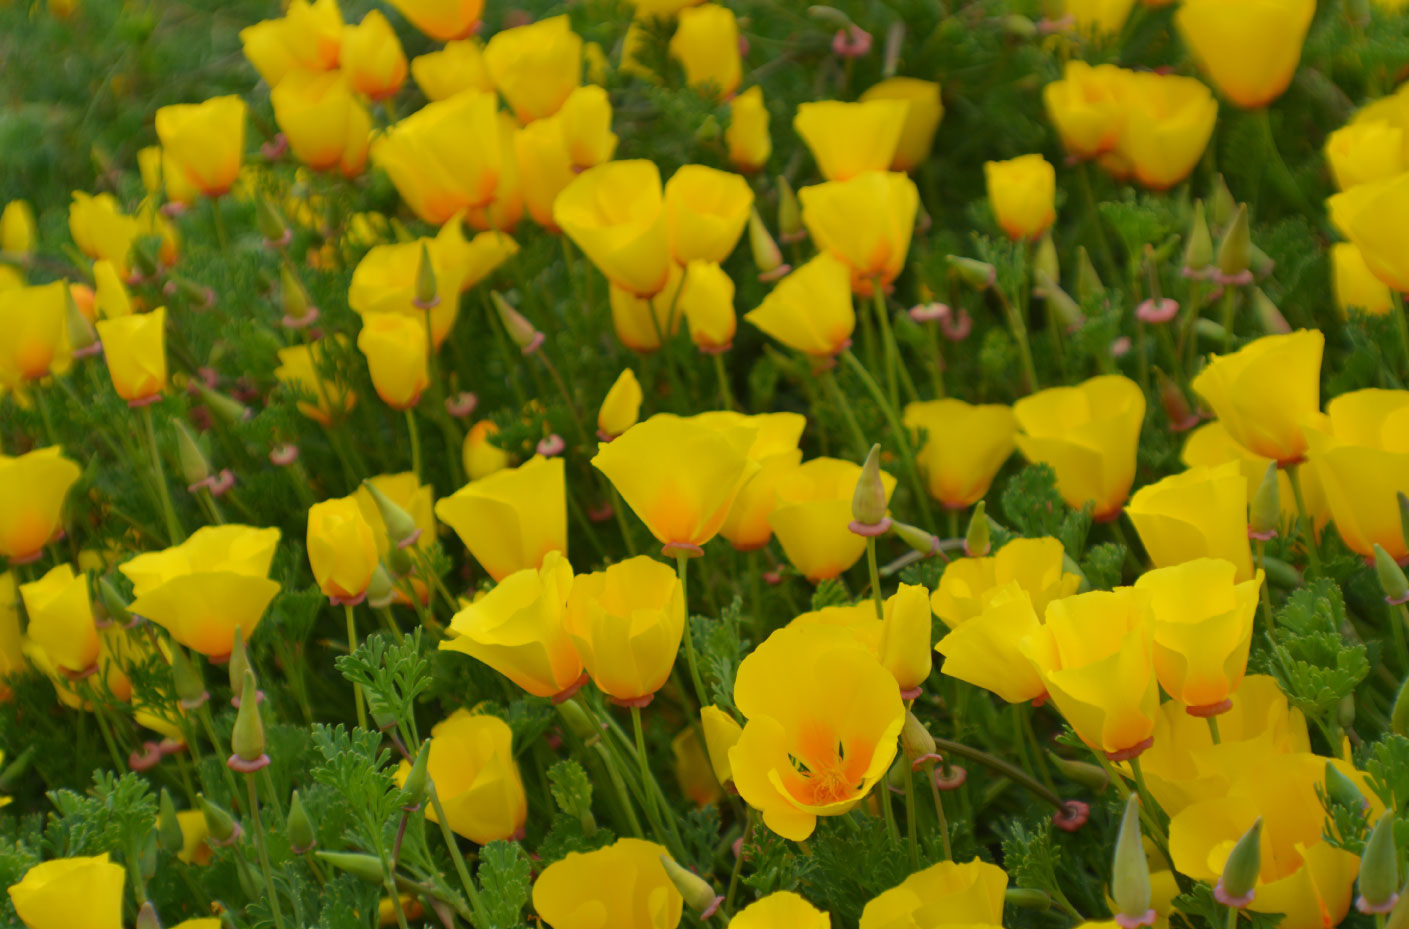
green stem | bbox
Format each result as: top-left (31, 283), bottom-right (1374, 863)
top-left (1393, 292), bottom-right (1409, 376)
top-left (872, 286), bottom-right (900, 410)
top-left (1287, 464), bottom-right (1322, 578)
top-left (994, 283), bottom-right (1038, 393)
top-left (1019, 705), bottom-right (1055, 794)
top-left (427, 784), bottom-right (491, 928)
top-left (141, 404), bottom-right (184, 544)
top-left (879, 768), bottom-right (900, 845)
top-left (247, 774), bottom-right (288, 929)
top-left (630, 706), bottom-right (667, 845)
top-left (840, 350), bottom-right (936, 531)
top-left (344, 603), bottom-right (367, 730)
top-left (930, 736), bottom-right (1066, 812)
top-left (1220, 287), bottom-right (1238, 353)
top-left (925, 764), bottom-right (952, 861)
top-left (821, 368), bottom-right (869, 457)
top-left (1077, 161), bottom-right (1117, 279)
top-left (711, 351), bottom-right (737, 411)
top-left (865, 538), bottom-right (885, 621)
top-left (725, 811), bottom-right (752, 913)
top-left (675, 552), bottom-right (709, 710)
top-left (1207, 714), bottom-right (1222, 745)
top-left (901, 755), bottom-right (920, 870)
top-left (1252, 107), bottom-right (1317, 219)
top-left (405, 410), bottom-right (422, 481)
top-left (1256, 539), bottom-right (1277, 644)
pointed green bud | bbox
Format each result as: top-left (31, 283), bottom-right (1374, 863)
top-left (228, 626), bottom-right (251, 693)
top-left (1388, 891), bottom-right (1409, 929)
top-left (1393, 675), bottom-right (1409, 738)
top-left (900, 711), bottom-right (936, 761)
top-left (693, 114), bottom-right (721, 144)
top-left (97, 575), bottom-right (132, 627)
top-left (1034, 232), bottom-right (1059, 286)
top-left (1325, 761), bottom-right (1369, 810)
top-left (414, 242), bottom-right (439, 309)
top-left (1252, 288), bottom-right (1289, 334)
top-left (317, 851), bottom-right (387, 884)
top-left (1216, 817), bottom-right (1261, 907)
top-left (398, 741), bottom-right (431, 811)
top-left (1076, 246), bottom-right (1104, 305)
top-left (136, 901), bottom-right (162, 929)
top-left (362, 480), bottom-right (421, 548)
top-left (195, 383), bottom-right (251, 424)
top-left (491, 291), bottom-right (543, 354)
top-left (1004, 888), bottom-right (1052, 911)
top-left (807, 5), bottom-right (852, 26)
top-left (170, 644), bottom-right (207, 709)
top-left (229, 670), bottom-right (267, 769)
top-left (964, 501), bottom-right (990, 558)
top-left (158, 789), bottom-right (184, 855)
top-left (1261, 555), bottom-right (1300, 589)
top-left (1000, 13), bottom-right (1037, 36)
top-left (387, 542), bottom-right (414, 579)
top-left (1211, 175), bottom-right (1235, 230)
top-left (1217, 204), bottom-right (1251, 280)
top-left (1358, 813), bottom-right (1401, 914)
top-left (64, 283), bottom-right (98, 354)
top-left (1047, 751), bottom-right (1108, 791)
top-left (851, 444), bottom-right (889, 528)
top-left (280, 263), bottom-right (310, 321)
top-left (256, 194), bottom-right (288, 245)
top-left (1194, 317), bottom-right (1229, 342)
top-left (173, 418), bottom-right (211, 488)
top-left (946, 254), bottom-right (996, 290)
top-left (1035, 271), bottom-right (1083, 330)
top-left (555, 698), bottom-right (600, 745)
top-left (747, 208), bottom-right (785, 276)
top-left (198, 794), bottom-right (239, 844)
top-left (1250, 242), bottom-right (1275, 279)
top-left (890, 520), bottom-right (939, 555)
top-left (1376, 544), bottom-right (1409, 605)
top-left (777, 176), bottom-right (802, 242)
top-left (367, 562), bottom-right (396, 610)
top-left (659, 855), bottom-right (723, 917)
top-left (1183, 200), bottom-right (1213, 273)
top-left (288, 789), bottom-right (317, 854)
top-left (1112, 794), bottom-right (1153, 924)
top-left (1248, 462), bottom-right (1280, 540)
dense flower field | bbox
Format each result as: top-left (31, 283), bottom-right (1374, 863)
top-left (4, 0), bottom-right (1409, 926)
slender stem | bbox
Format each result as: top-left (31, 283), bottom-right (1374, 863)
top-left (141, 405), bottom-right (184, 544)
top-left (1220, 287), bottom-right (1238, 353)
top-left (247, 774), bottom-right (288, 929)
top-left (1207, 715), bottom-right (1222, 745)
top-left (405, 410), bottom-right (422, 481)
top-left (1228, 902), bottom-right (1241, 929)
top-left (725, 811), bottom-right (752, 913)
top-left (841, 351), bottom-right (936, 531)
top-left (1287, 465), bottom-right (1322, 577)
top-left (675, 552), bottom-right (709, 710)
top-left (865, 538), bottom-right (885, 621)
top-left (993, 287), bottom-right (1038, 392)
top-left (1256, 540), bottom-right (1277, 644)
top-left (711, 352), bottom-right (737, 411)
top-left (1077, 160), bottom-right (1117, 279)
top-left (1019, 706), bottom-right (1055, 793)
top-left (901, 756), bottom-right (920, 870)
top-left (428, 784), bottom-right (491, 929)
top-left (925, 765), bottom-right (952, 861)
top-left (344, 604), bottom-right (367, 730)
top-left (930, 736), bottom-right (1066, 811)
top-left (872, 286), bottom-right (900, 410)
top-left (821, 368), bottom-right (869, 457)
top-left (1253, 107), bottom-right (1317, 218)
top-left (879, 771), bottom-right (900, 844)
top-left (211, 198), bottom-right (229, 252)
top-left (630, 706), bottom-right (666, 844)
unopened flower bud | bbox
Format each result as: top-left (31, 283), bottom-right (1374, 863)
top-left (1076, 246), bottom-right (1104, 305)
top-left (947, 255), bottom-right (995, 290)
top-left (1215, 817), bottom-right (1261, 908)
top-left (659, 856), bottom-right (723, 918)
top-left (890, 520), bottom-right (940, 556)
top-left (1250, 242), bottom-right (1276, 280)
top-left (850, 444), bottom-right (889, 531)
top-left (1252, 288), bottom-right (1290, 334)
top-left (1325, 761), bottom-right (1369, 810)
top-left (158, 789), bottom-right (184, 855)
top-left (1211, 175), bottom-right (1235, 230)
top-left (170, 644), bottom-right (208, 709)
top-left (1112, 795), bottom-right (1155, 928)
top-left (1005, 887), bottom-right (1051, 910)
top-left (195, 383), bottom-right (251, 424)
top-left (1216, 204), bottom-right (1251, 284)
top-left (288, 789), bottom-right (317, 854)
top-left (1002, 13), bottom-right (1037, 36)
top-left (1387, 891), bottom-right (1409, 929)
top-left (748, 208), bottom-right (788, 280)
top-left (174, 418), bottom-right (211, 488)
top-left (1156, 368), bottom-right (1198, 432)
top-left (900, 711), bottom-right (936, 761)
top-left (65, 284), bottom-right (100, 356)
top-left (1376, 544), bottom-right (1409, 605)
top-left (398, 741), bottom-right (431, 812)
top-left (362, 480), bottom-right (421, 549)
top-left (229, 670), bottom-right (268, 771)
top-left (964, 501), bottom-right (990, 558)
top-left (1036, 272), bottom-right (1084, 331)
top-left (367, 562), bottom-right (396, 610)
top-left (97, 576), bottom-right (132, 628)
top-left (693, 114), bottom-right (721, 143)
top-left (777, 176), bottom-right (803, 243)
top-left (1183, 200), bottom-right (1212, 275)
top-left (491, 291), bottom-right (544, 354)
top-left (136, 902), bottom-right (162, 929)
top-left (1250, 462), bottom-right (1280, 540)
top-left (387, 542), bottom-right (415, 579)
top-left (280, 263), bottom-right (312, 322)
top-left (256, 195), bottom-right (289, 246)
top-left (1359, 813), bottom-right (1401, 914)
top-left (1033, 232), bottom-right (1058, 286)
top-left (318, 851), bottom-right (387, 884)
top-left (199, 794), bottom-right (239, 845)
top-left (1047, 751), bottom-right (1108, 791)
top-left (414, 243), bottom-right (438, 309)
top-left (228, 626), bottom-right (251, 693)
top-left (555, 698), bottom-right (599, 744)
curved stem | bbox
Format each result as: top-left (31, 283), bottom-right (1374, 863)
top-left (141, 405), bottom-right (184, 544)
top-left (344, 604), bottom-right (367, 730)
top-left (675, 552), bottom-right (709, 710)
top-left (930, 736), bottom-right (1066, 812)
top-left (405, 410), bottom-right (422, 481)
top-left (925, 765), bottom-right (952, 861)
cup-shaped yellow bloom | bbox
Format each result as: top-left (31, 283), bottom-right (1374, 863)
top-left (859, 78), bottom-right (943, 172)
top-left (598, 368), bottom-right (643, 439)
top-left (121, 525), bottom-right (282, 657)
top-left (555, 160), bottom-right (672, 298)
top-left (92, 260), bottom-right (132, 319)
top-left (8, 853), bottom-right (126, 929)
top-left (686, 411), bottom-right (805, 550)
top-left (342, 10), bottom-right (407, 100)
top-left (931, 537), bottom-right (1081, 629)
top-left (903, 399), bottom-right (1017, 509)
top-left (1332, 243), bottom-right (1393, 317)
top-left (1135, 558), bottom-right (1261, 713)
top-left (307, 496), bottom-right (379, 604)
top-left (1014, 375), bottom-right (1145, 520)
top-left (514, 113), bottom-right (575, 231)
top-left (354, 472), bottom-right (436, 557)
top-left (1175, 0), bottom-right (1315, 109)
top-left (411, 40), bottom-right (494, 100)
top-left (1127, 461), bottom-right (1254, 580)
top-left (96, 306), bottom-right (166, 403)
top-left (669, 4), bottom-right (741, 97)
top-left (672, 725), bottom-right (721, 807)
top-left (664, 165), bottom-right (753, 265)
top-left (69, 192), bottom-right (143, 279)
top-left (727, 86), bottom-right (772, 173)
top-left (238, 0), bottom-right (342, 87)
top-left (1181, 421), bottom-right (1331, 541)
top-left (1139, 675), bottom-right (1309, 816)
top-left (1327, 171), bottom-right (1409, 293)
top-left (770, 457), bottom-right (897, 582)
top-left (0, 280), bottom-right (69, 387)
top-left (609, 264), bottom-right (684, 353)
top-left (275, 337), bottom-right (357, 425)
top-left (24, 629), bottom-right (136, 711)
top-left (154, 96), bottom-right (246, 198)
top-left (859, 858), bottom-right (1008, 929)
top-left (1325, 120), bottom-right (1404, 192)
top-left (799, 171), bottom-right (918, 294)
top-left (440, 551), bottom-right (583, 699)
top-left (387, 0), bottom-right (482, 41)
top-left (1043, 61), bottom-right (1130, 160)
top-left (0, 447), bottom-right (81, 563)
top-left (436, 456), bottom-right (566, 581)
top-left (533, 839), bottom-right (682, 929)
top-left (1021, 588), bottom-right (1158, 759)
top-left (371, 90), bottom-right (502, 225)
top-left (701, 704), bottom-right (743, 787)
top-left (679, 260), bottom-right (736, 352)
top-left (357, 312), bottom-right (429, 410)
top-left (270, 71), bottom-right (371, 177)
top-left (731, 625), bottom-right (903, 840)
top-left (0, 573), bottom-right (28, 696)
top-left (564, 556), bottom-right (684, 703)
top-left (794, 100), bottom-right (907, 182)
top-left (732, 892), bottom-right (830, 929)
top-left (462, 110), bottom-right (525, 234)
top-left (1065, 0), bottom-right (1137, 35)
top-left (745, 252), bottom-right (855, 357)
top-left (463, 420), bottom-right (509, 480)
top-left (1116, 71), bottom-right (1218, 190)
top-left (396, 710), bottom-right (526, 843)
top-left (20, 564), bottom-right (98, 676)
top-left (1191, 329), bottom-right (1323, 464)
top-left (1304, 388), bottom-right (1409, 560)
top-left (876, 583), bottom-right (933, 695)
top-left (984, 154), bottom-right (1056, 242)
top-left (1168, 753), bottom-right (1368, 929)
top-left (483, 15), bottom-right (581, 124)
top-left (592, 414), bottom-right (756, 555)
top-left (1, 200), bottom-right (36, 257)
top-left (937, 583), bottom-right (1048, 704)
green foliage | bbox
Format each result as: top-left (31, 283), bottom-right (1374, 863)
top-left (335, 629), bottom-right (432, 736)
top-left (478, 840), bottom-right (533, 929)
top-left (43, 770), bottom-right (155, 860)
top-left (1259, 579), bottom-right (1371, 728)
top-left (1173, 884), bottom-right (1285, 928)
top-left (547, 760), bottom-right (593, 826)
top-left (1001, 463), bottom-right (1068, 539)
top-left (1082, 543), bottom-right (1127, 591)
top-left (695, 598), bottom-right (746, 712)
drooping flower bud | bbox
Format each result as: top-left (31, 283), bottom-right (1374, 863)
top-left (491, 291), bottom-right (544, 354)
top-left (748, 208), bottom-right (789, 281)
top-left (1216, 204), bottom-right (1251, 285)
top-left (1252, 288), bottom-right (1290, 335)
top-left (1359, 813), bottom-right (1402, 914)
top-left (174, 418), bottom-right (212, 489)
top-left (318, 851), bottom-right (387, 883)
top-left (947, 254), bottom-right (996, 290)
top-left (256, 194), bottom-right (289, 247)
top-left (1376, 544), bottom-right (1409, 605)
top-left (170, 644), bottom-right (208, 710)
top-left (366, 562), bottom-right (396, 610)
top-left (1035, 272), bottom-right (1084, 331)
top-left (900, 711), bottom-right (936, 761)
top-left (777, 176), bottom-right (803, 243)
top-left (414, 242), bottom-right (438, 310)
top-left (891, 520), bottom-right (940, 556)
top-left (362, 480), bottom-right (421, 549)
top-left (65, 283), bottom-right (100, 357)
top-left (229, 669), bottom-right (269, 772)
top-left (555, 698), bottom-right (600, 745)
top-left (1215, 817), bottom-right (1261, 908)
top-left (199, 794), bottom-right (240, 845)
top-left (1047, 751), bottom-right (1109, 791)
top-left (288, 789), bottom-right (317, 854)
top-left (659, 856), bottom-right (724, 918)
top-left (97, 575), bottom-right (132, 628)
top-left (850, 444), bottom-right (890, 533)
top-left (398, 740), bottom-right (431, 812)
top-left (1005, 888), bottom-right (1052, 911)
top-left (1250, 462), bottom-right (1280, 541)
top-left (280, 263), bottom-right (313, 324)
top-left (964, 501), bottom-right (990, 558)
top-left (1111, 795), bottom-right (1155, 928)
top-left (158, 789), bottom-right (184, 855)
top-left (1325, 761), bottom-right (1369, 811)
top-left (195, 383), bottom-right (251, 424)
top-left (1182, 200), bottom-right (1213, 277)
top-left (1076, 246), bottom-right (1104, 305)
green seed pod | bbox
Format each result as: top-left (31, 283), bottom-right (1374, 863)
top-left (1112, 795), bottom-right (1152, 923)
top-left (659, 855), bottom-right (722, 916)
top-left (398, 741), bottom-right (431, 811)
top-left (1216, 204), bottom-right (1251, 280)
top-left (1376, 544), bottom-right (1409, 604)
top-left (1249, 462), bottom-right (1280, 540)
top-left (1325, 761), bottom-right (1368, 811)
top-left (173, 418), bottom-right (211, 488)
top-left (317, 851), bottom-right (387, 884)
top-left (158, 789), bottom-right (184, 855)
top-left (362, 480), bottom-right (421, 549)
top-left (1047, 751), bottom-right (1108, 791)
top-left (946, 255), bottom-right (996, 290)
top-left (1218, 817), bottom-right (1261, 906)
top-left (198, 794), bottom-right (238, 844)
top-left (1358, 813), bottom-right (1400, 914)
top-left (1183, 200), bottom-right (1212, 273)
top-left (229, 670), bottom-right (266, 765)
top-left (964, 501), bottom-right (990, 558)
top-left (851, 444), bottom-right (888, 527)
top-left (288, 790), bottom-right (317, 854)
